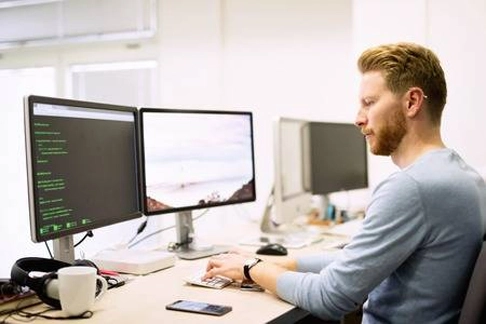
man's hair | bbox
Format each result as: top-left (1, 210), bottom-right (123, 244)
top-left (357, 42), bottom-right (447, 124)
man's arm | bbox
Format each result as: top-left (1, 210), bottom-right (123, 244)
top-left (204, 253), bottom-right (295, 294)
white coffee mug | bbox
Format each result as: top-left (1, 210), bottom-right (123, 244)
top-left (58, 266), bottom-right (108, 316)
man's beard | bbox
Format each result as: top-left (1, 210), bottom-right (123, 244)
top-left (370, 109), bottom-right (407, 156)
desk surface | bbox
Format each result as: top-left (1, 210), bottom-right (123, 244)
top-left (77, 258), bottom-right (294, 323)
top-left (2, 220), bottom-right (359, 323)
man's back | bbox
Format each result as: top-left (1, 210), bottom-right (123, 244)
top-left (276, 149), bottom-right (486, 322)
top-left (363, 148), bottom-right (486, 323)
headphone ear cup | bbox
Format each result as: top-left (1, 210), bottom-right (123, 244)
top-left (37, 272), bottom-right (61, 309)
top-left (0, 279), bottom-right (22, 296)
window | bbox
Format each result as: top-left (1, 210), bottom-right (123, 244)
top-left (0, 0), bottom-right (156, 50)
top-left (69, 60), bottom-right (158, 106)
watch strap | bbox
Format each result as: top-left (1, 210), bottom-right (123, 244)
top-left (243, 258), bottom-right (262, 282)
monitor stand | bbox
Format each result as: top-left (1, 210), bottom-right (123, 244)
top-left (248, 189), bottom-right (325, 249)
top-left (259, 187), bottom-right (279, 233)
top-left (259, 187), bottom-right (303, 234)
top-left (53, 235), bottom-right (75, 264)
top-left (174, 211), bottom-right (230, 260)
top-left (259, 188), bottom-right (331, 234)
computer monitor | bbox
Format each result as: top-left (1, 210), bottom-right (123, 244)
top-left (302, 121), bottom-right (368, 196)
top-left (265, 117), bottom-right (368, 232)
top-left (139, 108), bottom-right (256, 259)
top-left (24, 95), bottom-right (142, 263)
top-left (263, 117), bottom-right (312, 232)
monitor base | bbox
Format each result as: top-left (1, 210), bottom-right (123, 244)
top-left (176, 244), bottom-right (231, 260)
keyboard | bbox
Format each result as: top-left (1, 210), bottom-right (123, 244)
top-left (184, 272), bottom-right (233, 289)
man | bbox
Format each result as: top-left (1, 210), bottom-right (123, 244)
top-left (204, 42), bottom-right (486, 323)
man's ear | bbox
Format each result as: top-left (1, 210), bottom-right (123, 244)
top-left (405, 87), bottom-right (427, 118)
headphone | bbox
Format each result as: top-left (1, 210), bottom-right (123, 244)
top-left (0, 278), bottom-right (23, 296)
top-left (10, 257), bottom-right (99, 309)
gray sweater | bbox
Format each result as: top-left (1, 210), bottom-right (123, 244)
top-left (277, 149), bottom-right (486, 323)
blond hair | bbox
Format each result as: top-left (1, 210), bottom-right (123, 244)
top-left (358, 42), bottom-right (447, 124)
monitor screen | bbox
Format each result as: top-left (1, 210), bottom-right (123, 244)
top-left (270, 118), bottom-right (368, 229)
top-left (139, 108), bottom-right (256, 259)
top-left (140, 108), bottom-right (256, 215)
top-left (303, 121), bottom-right (368, 195)
top-left (24, 95), bottom-right (142, 260)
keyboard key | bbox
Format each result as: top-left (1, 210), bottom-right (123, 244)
top-left (184, 272), bottom-right (233, 289)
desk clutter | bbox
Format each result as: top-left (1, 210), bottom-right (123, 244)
top-left (1, 257), bottom-right (131, 322)
top-left (0, 279), bottom-right (38, 312)
top-left (1, 218), bottom-right (360, 323)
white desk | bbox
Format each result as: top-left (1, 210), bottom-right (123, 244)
top-left (2, 220), bottom-right (358, 323)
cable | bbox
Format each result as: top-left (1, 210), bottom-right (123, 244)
top-left (44, 242), bottom-right (53, 259)
top-left (0, 300), bottom-right (43, 323)
top-left (127, 223), bottom-right (176, 249)
top-left (0, 298), bottom-right (93, 321)
top-left (14, 307), bottom-right (92, 321)
top-left (74, 231), bottom-right (94, 248)
top-left (43, 231), bottom-right (93, 260)
top-left (128, 209), bottom-right (209, 249)
top-left (75, 231), bottom-right (94, 247)
top-left (127, 218), bottom-right (148, 245)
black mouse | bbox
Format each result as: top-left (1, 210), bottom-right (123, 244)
top-left (256, 243), bottom-right (288, 256)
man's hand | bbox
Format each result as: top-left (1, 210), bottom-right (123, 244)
top-left (204, 252), bottom-right (246, 281)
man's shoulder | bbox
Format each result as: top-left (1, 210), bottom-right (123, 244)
top-left (374, 171), bottom-right (419, 196)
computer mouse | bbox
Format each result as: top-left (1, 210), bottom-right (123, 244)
top-left (256, 243), bottom-right (288, 256)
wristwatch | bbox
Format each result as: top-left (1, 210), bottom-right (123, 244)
top-left (243, 258), bottom-right (262, 282)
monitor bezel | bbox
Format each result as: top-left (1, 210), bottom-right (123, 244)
top-left (271, 117), bottom-right (314, 227)
top-left (270, 117), bottom-right (368, 228)
top-left (139, 107), bottom-right (257, 216)
top-left (24, 95), bottom-right (143, 243)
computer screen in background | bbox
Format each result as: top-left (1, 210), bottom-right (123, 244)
top-left (265, 117), bottom-right (368, 234)
top-left (303, 121), bottom-right (368, 211)
top-left (266, 117), bottom-right (312, 232)
top-left (24, 95), bottom-right (142, 263)
top-left (139, 108), bottom-right (256, 259)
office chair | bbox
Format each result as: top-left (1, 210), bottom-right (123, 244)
top-left (458, 241), bottom-right (486, 324)
top-left (267, 306), bottom-right (362, 324)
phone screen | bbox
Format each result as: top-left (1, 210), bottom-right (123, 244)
top-left (166, 300), bottom-right (232, 316)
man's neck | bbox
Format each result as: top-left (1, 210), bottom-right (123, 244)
top-left (391, 131), bottom-right (445, 169)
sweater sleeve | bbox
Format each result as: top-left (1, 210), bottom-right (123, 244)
top-left (296, 250), bottom-right (342, 273)
top-left (276, 172), bottom-right (428, 320)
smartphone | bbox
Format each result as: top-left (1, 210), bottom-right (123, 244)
top-left (240, 279), bottom-right (265, 292)
top-left (165, 299), bottom-right (232, 316)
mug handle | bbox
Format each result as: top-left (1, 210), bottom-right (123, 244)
top-left (95, 275), bottom-right (108, 301)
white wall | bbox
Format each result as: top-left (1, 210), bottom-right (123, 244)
top-left (428, 0), bottom-right (486, 169)
top-left (353, 0), bottom-right (486, 184)
top-left (222, 0), bottom-right (354, 208)
top-left (0, 68), bottom-right (57, 274)
top-left (1, 0), bottom-right (486, 277)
